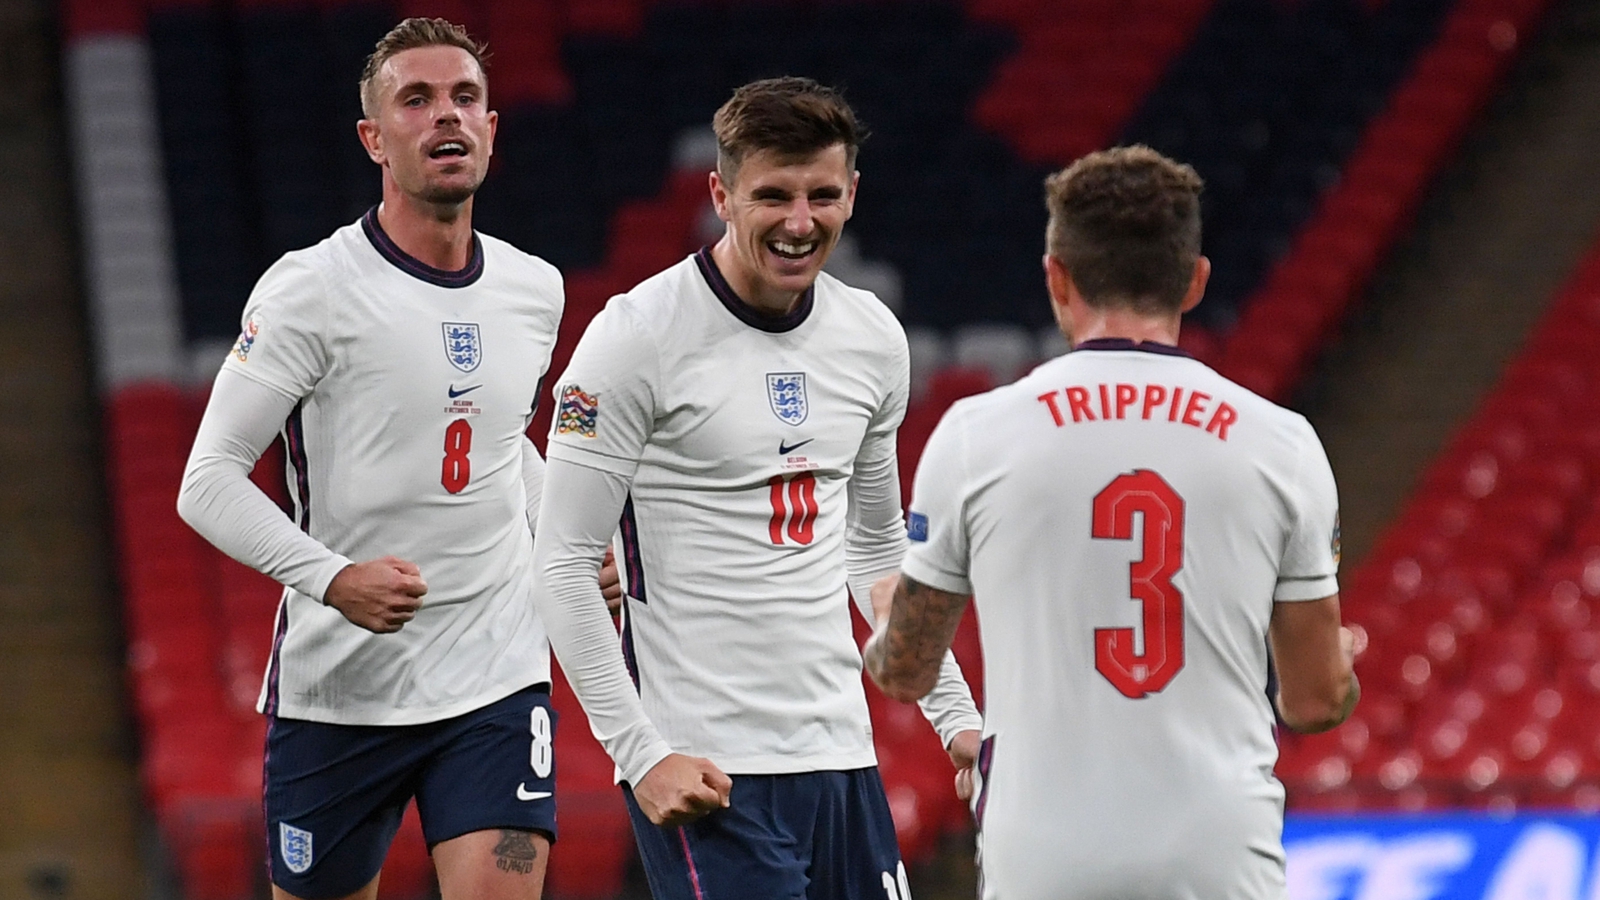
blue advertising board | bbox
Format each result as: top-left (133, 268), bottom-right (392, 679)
top-left (1286, 813), bottom-right (1600, 900)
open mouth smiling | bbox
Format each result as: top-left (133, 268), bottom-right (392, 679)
top-left (769, 239), bottom-right (818, 260)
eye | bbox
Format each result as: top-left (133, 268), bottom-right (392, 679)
top-left (456, 94), bottom-right (476, 106)
top-left (404, 95), bottom-right (427, 108)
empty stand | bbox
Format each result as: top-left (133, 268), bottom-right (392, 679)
top-left (1279, 239), bottom-right (1600, 810)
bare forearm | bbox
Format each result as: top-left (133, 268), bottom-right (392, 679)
top-left (865, 575), bottom-right (969, 702)
top-left (1278, 671), bottom-right (1359, 734)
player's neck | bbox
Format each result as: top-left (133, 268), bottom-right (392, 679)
top-left (375, 194), bottom-right (476, 272)
top-left (709, 238), bottom-right (806, 317)
top-left (1067, 309), bottom-right (1182, 348)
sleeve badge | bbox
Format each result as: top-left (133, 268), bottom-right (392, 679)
top-left (556, 384), bottom-right (599, 438)
top-left (231, 315), bottom-right (260, 362)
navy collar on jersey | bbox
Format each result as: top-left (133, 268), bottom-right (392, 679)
top-left (693, 246), bottom-right (815, 334)
top-left (360, 206), bottom-right (485, 289)
top-left (1071, 337), bottom-right (1192, 358)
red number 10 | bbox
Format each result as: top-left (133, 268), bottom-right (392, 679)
top-left (768, 472), bottom-right (818, 545)
top-left (1092, 469), bottom-right (1185, 698)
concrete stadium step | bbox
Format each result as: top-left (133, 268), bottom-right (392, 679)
top-left (0, 0), bottom-right (148, 896)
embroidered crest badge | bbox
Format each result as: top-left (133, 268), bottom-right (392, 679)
top-left (767, 372), bottom-right (808, 426)
top-left (556, 384), bottom-right (599, 437)
top-left (280, 822), bottom-right (314, 874)
top-left (442, 322), bottom-right (482, 372)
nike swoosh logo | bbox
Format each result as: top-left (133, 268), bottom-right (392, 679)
top-left (448, 384), bottom-right (482, 398)
top-left (779, 438), bottom-right (814, 455)
top-left (516, 784), bottom-right (552, 801)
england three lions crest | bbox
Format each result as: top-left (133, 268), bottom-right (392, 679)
top-left (280, 822), bottom-right (313, 874)
top-left (442, 322), bottom-right (482, 372)
top-left (767, 372), bottom-right (808, 425)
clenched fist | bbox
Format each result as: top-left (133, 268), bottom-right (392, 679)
top-left (325, 556), bottom-right (428, 633)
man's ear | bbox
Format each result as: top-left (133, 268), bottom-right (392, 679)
top-left (1180, 255), bottom-right (1210, 314)
top-left (1043, 254), bottom-right (1074, 311)
top-left (1043, 254), bottom-right (1077, 346)
top-left (357, 118), bottom-right (384, 165)
top-left (709, 169), bottom-right (732, 223)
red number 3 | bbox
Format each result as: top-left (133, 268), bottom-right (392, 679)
top-left (441, 419), bottom-right (473, 494)
top-left (1092, 469), bottom-right (1185, 698)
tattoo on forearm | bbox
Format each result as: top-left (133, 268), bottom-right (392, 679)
top-left (493, 829), bottom-right (539, 875)
top-left (868, 575), bottom-right (968, 691)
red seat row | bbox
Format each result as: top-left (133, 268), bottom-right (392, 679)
top-left (1277, 232), bottom-right (1600, 809)
top-left (1221, 0), bottom-right (1553, 401)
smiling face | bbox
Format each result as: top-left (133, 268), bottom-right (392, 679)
top-left (709, 143), bottom-right (857, 314)
top-left (357, 44), bottom-right (496, 208)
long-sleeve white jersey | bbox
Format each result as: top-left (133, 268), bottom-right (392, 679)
top-left (902, 340), bottom-right (1341, 900)
top-left (178, 209), bottom-right (563, 726)
top-left (535, 249), bottom-right (981, 785)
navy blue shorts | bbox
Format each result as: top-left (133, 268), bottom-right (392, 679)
top-left (264, 684), bottom-right (558, 899)
top-left (622, 767), bottom-right (908, 900)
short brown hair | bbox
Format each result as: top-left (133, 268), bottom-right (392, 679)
top-left (1044, 145), bottom-right (1204, 314)
top-left (712, 77), bottom-right (866, 183)
top-left (360, 18), bottom-right (488, 118)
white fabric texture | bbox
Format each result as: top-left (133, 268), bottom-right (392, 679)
top-left (178, 214), bottom-right (563, 726)
top-left (903, 344), bottom-right (1339, 900)
top-left (536, 252), bottom-right (979, 783)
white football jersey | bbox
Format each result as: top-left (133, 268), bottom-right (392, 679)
top-left (903, 340), bottom-right (1339, 900)
top-left (544, 250), bottom-right (907, 774)
top-left (224, 209), bottom-right (563, 726)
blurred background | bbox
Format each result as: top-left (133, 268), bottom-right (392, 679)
top-left (6, 0), bottom-right (1600, 895)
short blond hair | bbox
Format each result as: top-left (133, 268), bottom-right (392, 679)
top-left (359, 17), bottom-right (488, 119)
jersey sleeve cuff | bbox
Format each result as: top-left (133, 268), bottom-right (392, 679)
top-left (900, 556), bottom-right (972, 597)
top-left (1273, 574), bottom-right (1338, 602)
top-left (306, 554), bottom-right (357, 604)
top-left (617, 735), bottom-right (676, 788)
top-left (932, 712), bottom-right (985, 748)
top-left (546, 441), bottom-right (641, 479)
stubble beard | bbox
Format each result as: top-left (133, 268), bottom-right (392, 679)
top-left (417, 176), bottom-right (481, 207)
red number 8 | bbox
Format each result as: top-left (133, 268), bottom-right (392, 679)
top-left (441, 419), bottom-right (473, 494)
top-left (1092, 469), bottom-right (1185, 698)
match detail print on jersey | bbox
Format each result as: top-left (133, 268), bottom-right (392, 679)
top-left (1092, 469), bottom-right (1186, 699)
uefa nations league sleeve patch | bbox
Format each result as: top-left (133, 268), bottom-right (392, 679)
top-left (556, 384), bottom-right (599, 437)
top-left (232, 313), bottom-right (260, 362)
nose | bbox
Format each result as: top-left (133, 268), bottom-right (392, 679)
top-left (434, 97), bottom-right (460, 126)
top-left (783, 199), bottom-right (814, 237)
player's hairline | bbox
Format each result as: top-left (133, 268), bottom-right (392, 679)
top-left (359, 18), bottom-right (489, 120)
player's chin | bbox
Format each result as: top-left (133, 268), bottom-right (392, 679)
top-left (417, 175), bottom-right (484, 207)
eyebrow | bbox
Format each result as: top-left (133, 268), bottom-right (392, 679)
top-left (394, 79), bottom-right (484, 99)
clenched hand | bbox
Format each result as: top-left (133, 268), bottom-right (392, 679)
top-left (632, 753), bottom-right (732, 826)
top-left (325, 556), bottom-right (428, 633)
